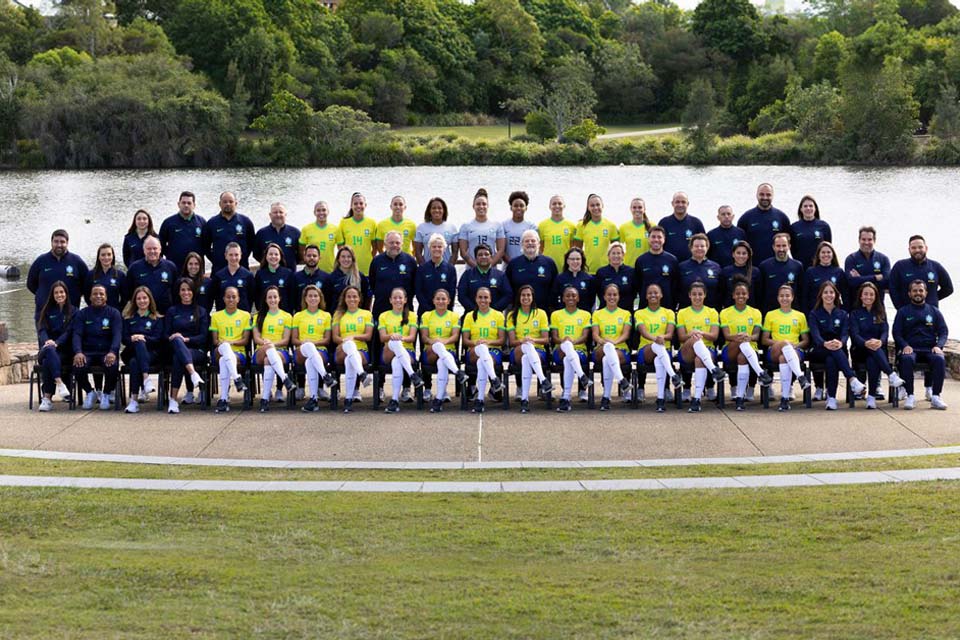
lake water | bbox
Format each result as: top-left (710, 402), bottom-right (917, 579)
top-left (2, 165), bottom-right (956, 342)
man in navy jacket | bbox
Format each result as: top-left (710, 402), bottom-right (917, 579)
top-left (737, 183), bottom-right (790, 263)
top-left (369, 231), bottom-right (418, 319)
top-left (158, 191), bottom-right (206, 271)
top-left (505, 230), bottom-right (557, 310)
top-left (844, 225), bottom-right (890, 309)
top-left (893, 280), bottom-right (949, 410)
top-left (202, 191), bottom-right (256, 273)
top-left (28, 229), bottom-right (89, 317)
top-left (458, 244), bottom-right (513, 313)
top-left (253, 202), bottom-right (300, 269)
top-left (889, 235), bottom-right (953, 309)
top-left (758, 232), bottom-right (804, 313)
top-left (124, 237), bottom-right (179, 313)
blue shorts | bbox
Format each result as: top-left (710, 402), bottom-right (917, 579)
top-left (255, 350), bottom-right (291, 366)
top-left (679, 346), bottom-right (716, 365)
top-left (421, 348), bottom-right (458, 366)
top-left (766, 347), bottom-right (804, 363)
top-left (468, 348), bottom-right (502, 366)
top-left (637, 345), bottom-right (669, 363)
top-left (233, 352), bottom-right (249, 366)
top-left (510, 347), bottom-right (547, 367)
top-left (383, 347), bottom-right (416, 362)
top-left (553, 349), bottom-right (587, 367)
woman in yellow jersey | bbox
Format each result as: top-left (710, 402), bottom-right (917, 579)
top-left (420, 288), bottom-right (466, 413)
top-left (507, 285), bottom-right (554, 413)
top-left (462, 287), bottom-right (506, 413)
top-left (619, 197), bottom-right (652, 264)
top-left (299, 201), bottom-right (341, 272)
top-left (762, 284), bottom-right (812, 412)
top-left (634, 283), bottom-right (681, 412)
top-left (378, 287), bottom-right (423, 414)
top-left (592, 283), bottom-right (633, 411)
top-left (550, 285), bottom-right (594, 412)
top-left (340, 192), bottom-right (378, 275)
top-left (573, 194), bottom-right (619, 271)
top-left (292, 285), bottom-right (335, 412)
top-left (375, 195), bottom-right (417, 255)
top-left (210, 286), bottom-right (251, 413)
top-left (333, 285), bottom-right (374, 413)
top-left (252, 286), bottom-right (298, 412)
top-left (720, 276), bottom-right (773, 412)
top-left (538, 195), bottom-right (575, 266)
top-left (677, 282), bottom-right (726, 413)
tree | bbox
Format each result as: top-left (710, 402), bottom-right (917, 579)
top-left (591, 40), bottom-right (657, 119)
top-left (727, 56), bottom-right (793, 129)
top-left (691, 0), bottom-right (764, 64)
top-left (812, 31), bottom-right (847, 86)
top-left (930, 83), bottom-right (960, 139)
top-left (841, 56), bottom-right (919, 161)
top-left (471, 0), bottom-right (545, 113)
top-left (524, 110), bottom-right (556, 141)
top-left (51, 0), bottom-right (120, 57)
top-left (682, 77), bottom-right (716, 156)
top-left (784, 79), bottom-right (842, 146)
top-left (538, 53), bottom-right (596, 141)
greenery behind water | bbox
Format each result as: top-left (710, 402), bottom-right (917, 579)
top-left (1, 0), bottom-right (960, 168)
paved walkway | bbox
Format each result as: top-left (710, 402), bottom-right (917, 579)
top-left (597, 126), bottom-right (681, 139)
top-left (3, 382), bottom-right (958, 464)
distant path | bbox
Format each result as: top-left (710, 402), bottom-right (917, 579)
top-left (597, 126), bottom-right (681, 139)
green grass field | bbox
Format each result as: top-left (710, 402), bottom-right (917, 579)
top-left (394, 123), bottom-right (678, 140)
top-left (2, 483), bottom-right (959, 638)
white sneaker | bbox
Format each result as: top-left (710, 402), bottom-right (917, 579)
top-left (578, 389), bottom-right (589, 403)
top-left (56, 381), bottom-right (71, 401)
top-left (182, 392), bottom-right (196, 405)
top-left (925, 387), bottom-right (933, 402)
top-left (745, 388), bottom-right (755, 402)
top-left (422, 389), bottom-right (432, 402)
top-left (888, 372), bottom-right (904, 388)
top-left (825, 397), bottom-right (838, 411)
top-left (682, 388), bottom-right (691, 402)
top-left (849, 378), bottom-right (865, 396)
top-left (143, 378), bottom-right (156, 395)
top-left (99, 393), bottom-right (111, 411)
top-left (706, 388), bottom-right (717, 401)
top-left (637, 389), bottom-right (645, 403)
top-left (865, 396), bottom-right (877, 410)
top-left (295, 388), bottom-right (305, 401)
top-left (897, 387), bottom-right (908, 401)
top-left (318, 387), bottom-right (330, 401)
top-left (273, 389), bottom-right (285, 403)
top-left (904, 395), bottom-right (916, 410)
top-left (621, 389), bottom-right (633, 403)
top-left (167, 398), bottom-right (180, 414)
top-left (788, 391), bottom-right (796, 401)
top-left (124, 399), bottom-right (139, 413)
top-left (107, 391), bottom-right (116, 403)
top-left (401, 388), bottom-right (413, 403)
top-left (137, 390), bottom-right (148, 403)
top-left (82, 391), bottom-right (99, 410)
top-left (190, 371), bottom-right (204, 387)
top-left (813, 388), bottom-right (825, 401)
top-left (38, 397), bottom-right (53, 412)
top-left (353, 392), bottom-right (362, 401)
top-left (931, 395), bottom-right (948, 410)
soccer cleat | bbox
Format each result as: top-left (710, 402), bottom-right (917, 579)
top-left (520, 399), bottom-right (529, 414)
top-left (813, 388), bottom-right (825, 401)
top-left (670, 372), bottom-right (683, 388)
top-left (735, 397), bottom-right (745, 412)
top-left (688, 398), bottom-right (702, 413)
top-left (385, 399), bottom-right (400, 413)
top-left (182, 392), bottom-right (196, 405)
top-left (490, 385), bottom-right (504, 403)
top-left (472, 399), bottom-right (485, 414)
top-left (903, 395), bottom-right (915, 410)
top-left (621, 389), bottom-right (633, 403)
top-left (343, 399), bottom-right (353, 413)
top-left (400, 388), bottom-right (413, 403)
top-left (849, 378), bottom-right (866, 397)
top-left (578, 374), bottom-right (593, 389)
top-left (557, 398), bottom-right (572, 412)
top-left (578, 389), bottom-right (589, 403)
top-left (778, 397), bottom-right (790, 412)
top-left (215, 399), bottom-right (229, 413)
top-left (825, 397), bottom-right (838, 411)
top-left (711, 367), bottom-right (726, 383)
top-left (455, 370), bottom-right (468, 387)
top-left (302, 397), bottom-right (320, 412)
top-left (410, 373), bottom-right (424, 389)
top-left (124, 399), bottom-right (139, 414)
top-left (283, 376), bottom-right (298, 393)
top-left (931, 395), bottom-right (948, 410)
top-left (656, 398), bottom-right (666, 413)
top-left (636, 389), bottom-right (645, 403)
top-left (489, 376), bottom-right (504, 395)
top-left (234, 376), bottom-right (246, 393)
top-left (429, 398), bottom-right (443, 413)
top-left (888, 372), bottom-right (904, 388)
top-left (797, 374), bottom-right (811, 391)
top-left (273, 389), bottom-right (285, 403)
top-left (359, 372), bottom-right (372, 388)
top-left (618, 378), bottom-right (633, 397)
top-left (38, 397), bottom-right (53, 412)
top-left (56, 381), bottom-right (71, 401)
top-left (758, 372), bottom-right (773, 387)
top-left (259, 399), bottom-right (269, 413)
top-left (99, 393), bottom-right (111, 411)
top-left (599, 397), bottom-right (611, 412)
top-left (322, 373), bottom-right (337, 389)
top-left (82, 391), bottom-right (99, 410)
top-left (318, 387), bottom-right (331, 401)
top-left (865, 396), bottom-right (877, 410)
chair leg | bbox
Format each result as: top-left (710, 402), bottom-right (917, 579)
top-left (803, 366), bottom-right (813, 409)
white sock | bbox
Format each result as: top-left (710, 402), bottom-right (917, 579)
top-left (739, 342), bottom-right (764, 376)
top-left (521, 342), bottom-right (546, 382)
top-left (736, 364), bottom-right (749, 398)
top-left (475, 343), bottom-right (497, 381)
top-left (265, 347), bottom-right (287, 381)
top-left (391, 357), bottom-right (403, 401)
top-left (436, 365), bottom-right (449, 400)
top-left (693, 340), bottom-right (716, 371)
top-left (389, 339), bottom-right (414, 376)
top-left (562, 363), bottom-right (574, 400)
top-left (651, 342), bottom-right (674, 377)
top-left (218, 373), bottom-right (230, 401)
top-left (602, 359), bottom-right (614, 398)
top-left (653, 358), bottom-right (666, 400)
top-left (263, 363), bottom-right (276, 399)
top-left (218, 343), bottom-right (239, 380)
top-left (561, 341), bottom-right (586, 377)
top-left (304, 357), bottom-right (319, 397)
top-left (300, 342), bottom-right (326, 396)
top-left (693, 367), bottom-right (708, 399)
top-left (603, 342), bottom-right (623, 382)
top-left (432, 341), bottom-right (459, 375)
top-left (782, 343), bottom-right (803, 378)
top-left (342, 340), bottom-right (362, 396)
top-left (779, 363), bottom-right (792, 397)
top-left (521, 361), bottom-right (533, 401)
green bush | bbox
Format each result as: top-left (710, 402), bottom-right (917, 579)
top-left (525, 111), bottom-right (557, 142)
top-left (562, 118), bottom-right (606, 144)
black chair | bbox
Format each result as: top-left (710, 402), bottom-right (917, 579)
top-left (29, 362), bottom-right (75, 411)
top-left (890, 357), bottom-right (929, 409)
top-left (116, 361), bottom-right (169, 412)
top-left (207, 347), bottom-right (254, 410)
top-left (459, 347), bottom-right (510, 411)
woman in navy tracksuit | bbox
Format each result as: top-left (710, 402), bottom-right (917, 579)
top-left (121, 286), bottom-right (165, 413)
top-left (848, 281), bottom-right (904, 409)
top-left (807, 280), bottom-right (866, 410)
top-left (164, 277), bottom-right (209, 413)
top-left (35, 281), bottom-right (74, 411)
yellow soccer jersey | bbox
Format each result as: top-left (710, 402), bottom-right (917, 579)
top-left (507, 308), bottom-right (549, 339)
top-left (210, 309), bottom-right (252, 355)
top-left (720, 305), bottom-right (762, 349)
top-left (299, 222), bottom-right (341, 273)
top-left (376, 217), bottom-right (417, 255)
top-left (763, 308), bottom-right (808, 345)
top-left (338, 216), bottom-right (378, 275)
top-left (592, 306), bottom-right (631, 348)
top-left (677, 306), bottom-right (720, 347)
top-left (257, 309), bottom-right (292, 343)
top-left (538, 218), bottom-right (576, 266)
top-left (633, 306), bottom-right (675, 348)
top-left (337, 308), bottom-right (374, 351)
top-left (292, 309), bottom-right (332, 343)
top-left (619, 221), bottom-right (650, 264)
top-left (462, 309), bottom-right (505, 343)
top-left (378, 309), bottom-right (417, 336)
top-left (421, 309), bottom-right (460, 352)
top-left (574, 218), bottom-right (619, 271)
top-left (550, 308), bottom-right (592, 352)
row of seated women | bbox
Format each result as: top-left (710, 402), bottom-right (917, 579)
top-left (35, 270), bottom-right (904, 415)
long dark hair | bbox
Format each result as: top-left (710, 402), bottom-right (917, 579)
top-left (180, 251), bottom-right (206, 290)
top-left (262, 242), bottom-right (288, 268)
top-left (126, 208), bottom-right (157, 236)
top-left (562, 246), bottom-right (588, 274)
top-left (256, 285), bottom-right (283, 334)
top-left (92, 243), bottom-right (117, 278)
top-left (387, 287), bottom-right (411, 331)
top-left (335, 285), bottom-right (363, 322)
top-left (812, 280), bottom-right (842, 311)
top-left (582, 193), bottom-right (603, 224)
top-left (854, 281), bottom-right (886, 324)
top-left (508, 284), bottom-right (539, 329)
top-left (174, 277), bottom-right (202, 330)
top-left (472, 286), bottom-right (492, 323)
top-left (37, 280), bottom-right (74, 331)
top-left (797, 194), bottom-right (821, 220)
top-left (300, 284), bottom-right (326, 312)
top-left (346, 192), bottom-right (364, 219)
top-left (812, 240), bottom-right (838, 268)
top-left (731, 240), bottom-right (754, 273)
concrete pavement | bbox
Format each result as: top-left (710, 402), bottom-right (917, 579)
top-left (2, 382), bottom-right (958, 463)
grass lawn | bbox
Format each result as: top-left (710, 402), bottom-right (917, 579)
top-left (1, 483), bottom-right (959, 638)
top-left (394, 123), bottom-right (678, 140)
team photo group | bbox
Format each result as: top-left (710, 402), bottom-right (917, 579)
top-left (27, 183), bottom-right (952, 416)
